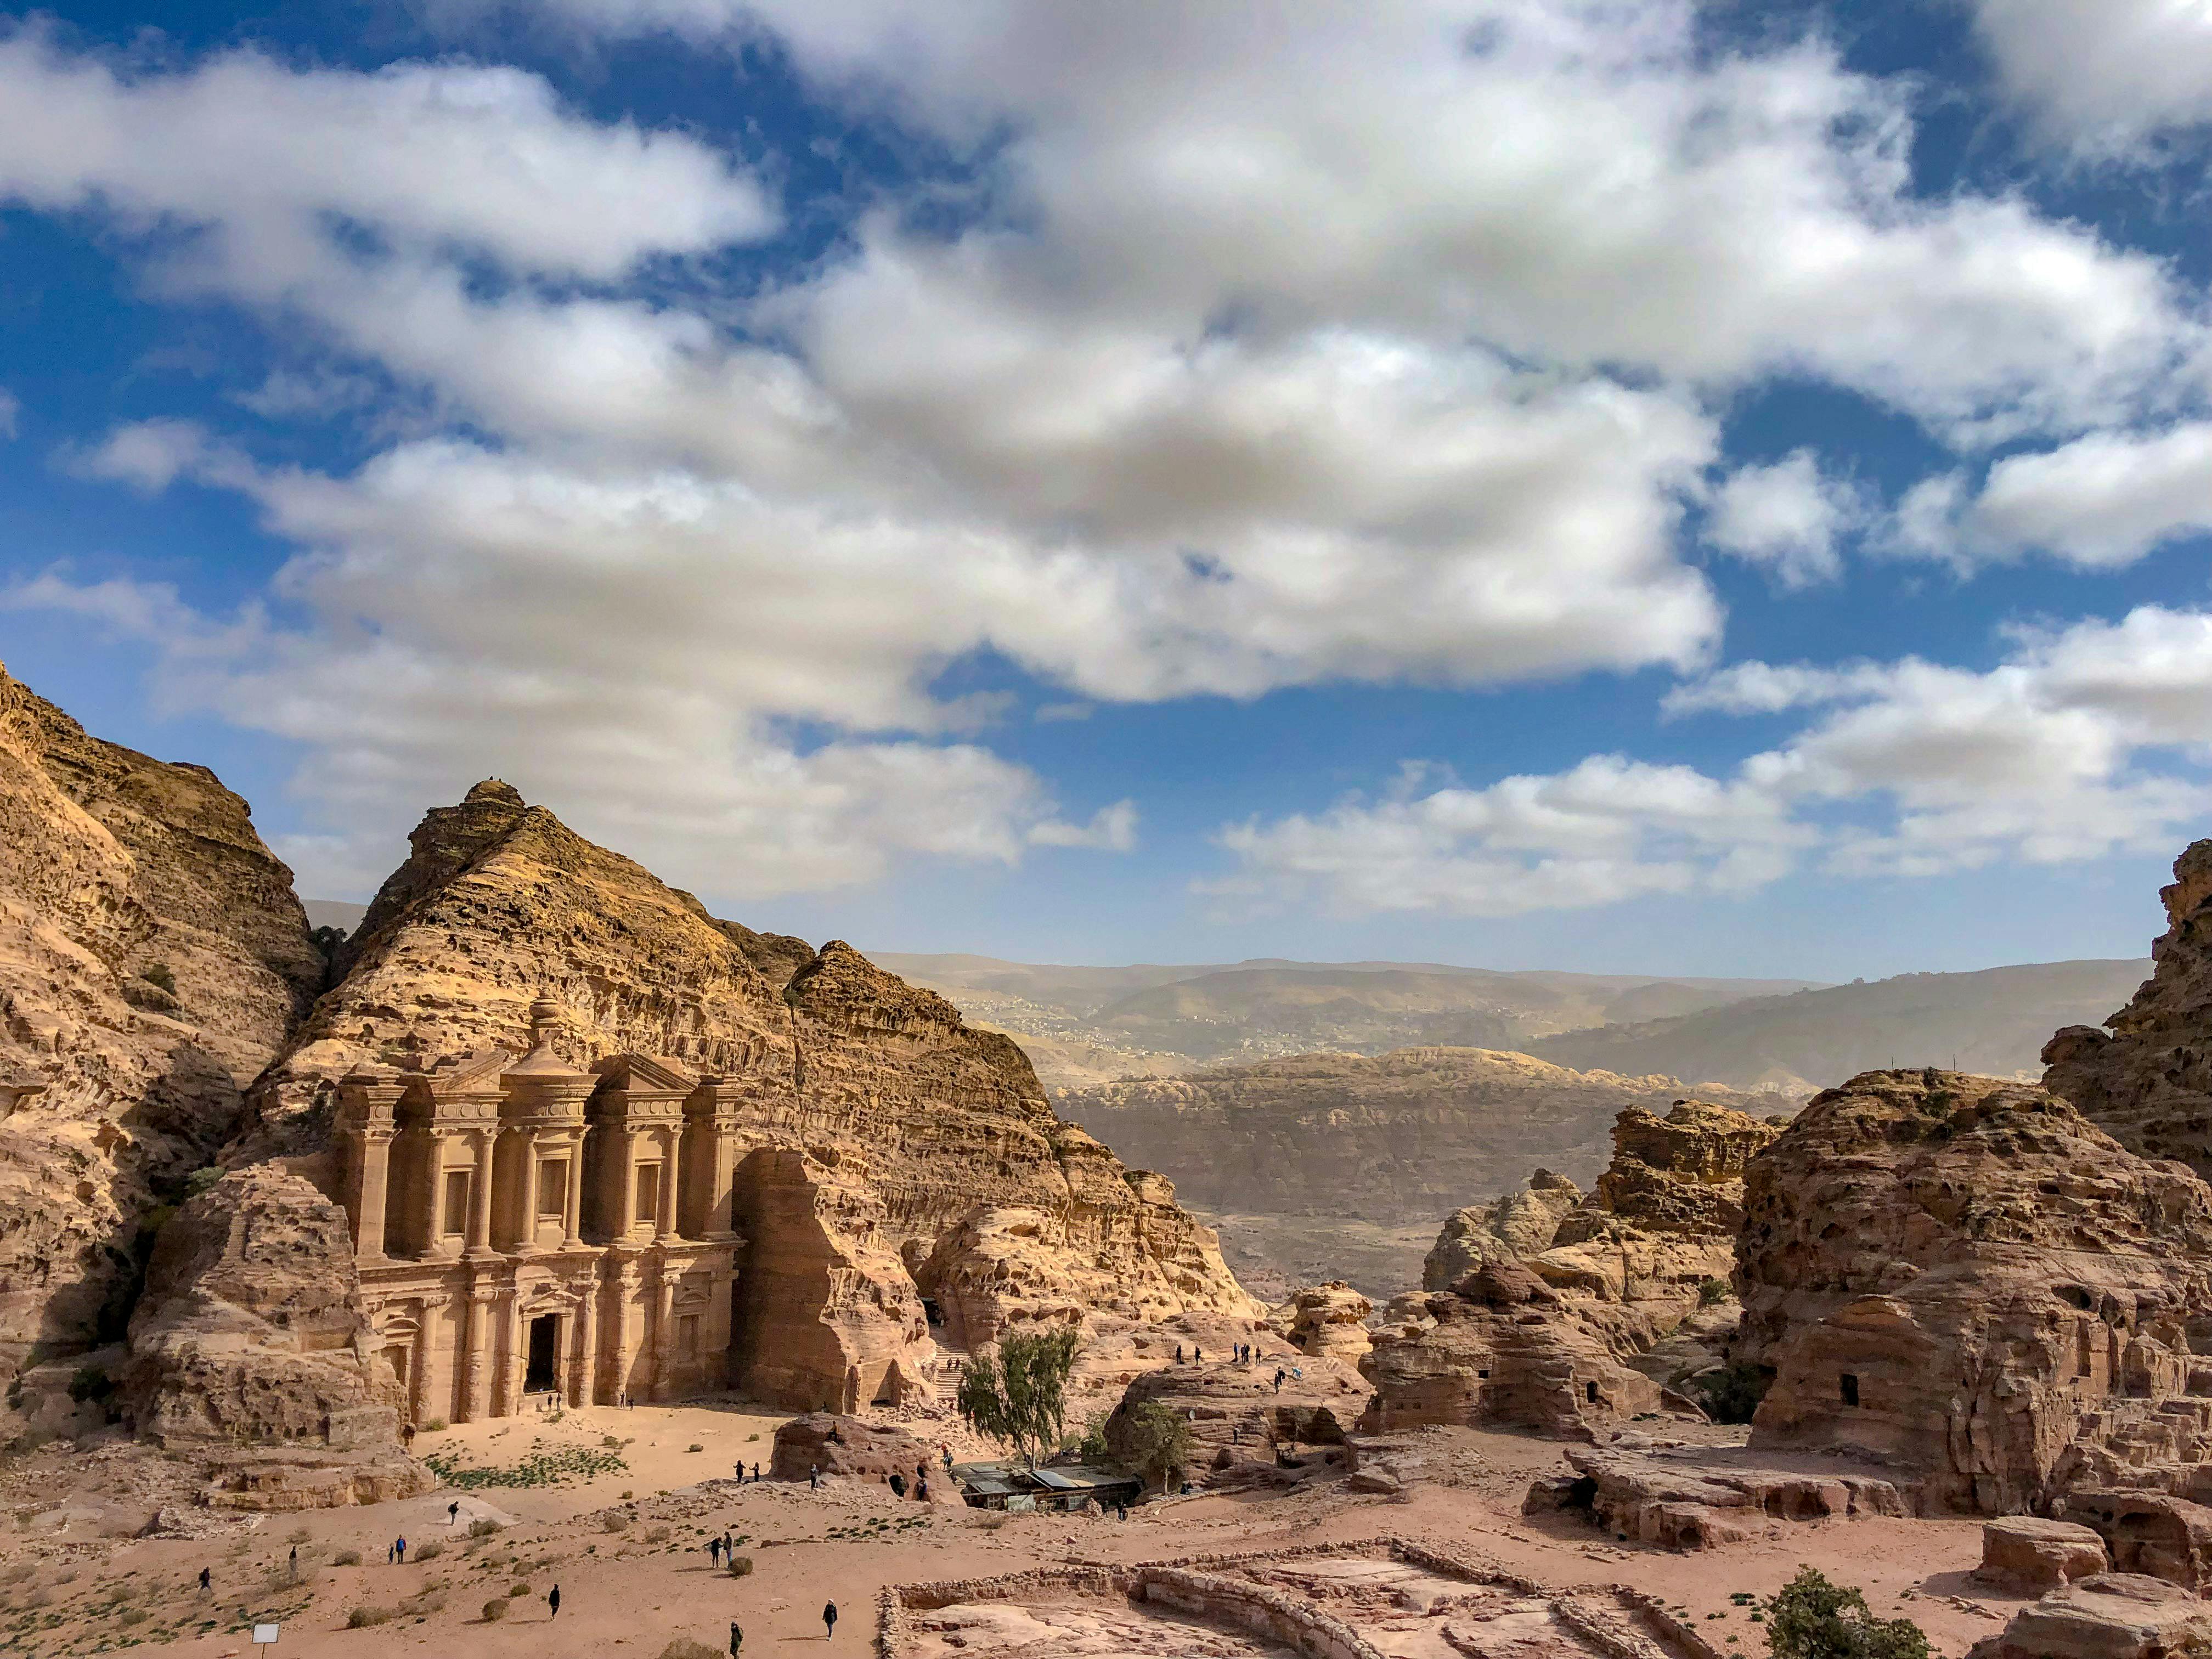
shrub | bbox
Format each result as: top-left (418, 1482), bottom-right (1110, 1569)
top-left (1693, 1363), bottom-right (1773, 1425)
top-left (480, 1598), bottom-right (509, 1623)
top-left (644, 1525), bottom-right (670, 1545)
top-left (1699, 1278), bottom-right (1731, 1307)
top-left (140, 963), bottom-right (176, 994)
top-left (600, 1513), bottom-right (630, 1533)
top-left (332, 1550), bottom-right (363, 1567)
top-left (469, 1519), bottom-right (502, 1539)
top-left (1121, 1399), bottom-right (1195, 1492)
top-left (659, 1641), bottom-right (720, 1659)
top-left (956, 1325), bottom-right (1080, 1464)
top-left (727, 1555), bottom-right (754, 1578)
top-left (421, 1419), bottom-right (447, 1432)
top-left (686, 1443), bottom-right (703, 1453)
top-left (117, 1607), bottom-right (147, 1627)
top-left (346, 1606), bottom-right (393, 1628)
top-left (411, 1541), bottom-right (443, 1563)
top-left (602, 1435), bottom-right (622, 1448)
top-left (1765, 1568), bottom-right (1928, 1659)
top-left (509, 1583), bottom-right (530, 1597)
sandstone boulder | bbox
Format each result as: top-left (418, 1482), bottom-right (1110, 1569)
top-left (1526, 1443), bottom-right (1906, 1550)
top-left (0, 665), bottom-right (319, 1395)
top-left (1968, 1573), bottom-right (2212, 1659)
top-left (1423, 1171), bottom-right (1583, 1289)
top-left (1102, 1356), bottom-right (1370, 1477)
top-left (2062, 1491), bottom-right (2212, 1595)
top-left (1359, 1263), bottom-right (1661, 1438)
top-left (770, 1412), bottom-right (951, 1498)
top-left (1282, 1282), bottom-right (1373, 1363)
top-left (121, 1165), bottom-right (426, 1509)
top-left (1738, 1069), bottom-right (2212, 1513)
top-left (1979, 1518), bottom-right (2111, 1594)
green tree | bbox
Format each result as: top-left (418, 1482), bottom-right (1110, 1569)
top-left (955, 1325), bottom-right (1080, 1467)
top-left (1765, 1567), bottom-right (1929, 1659)
top-left (1120, 1400), bottom-right (1195, 1494)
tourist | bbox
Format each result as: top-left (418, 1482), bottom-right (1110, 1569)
top-left (733, 1462), bottom-right (745, 1485)
top-left (1273, 1369), bottom-right (1285, 1392)
top-left (198, 1567), bottom-right (211, 1593)
top-left (709, 1535), bottom-right (724, 1566)
top-left (394, 1535), bottom-right (407, 1564)
top-left (730, 1622), bottom-right (743, 1658)
top-left (448, 1500), bottom-right (460, 1525)
top-left (940, 1444), bottom-right (952, 1473)
top-left (753, 1463), bottom-right (762, 1481)
top-left (288, 1545), bottom-right (297, 1575)
top-left (809, 1464), bottom-right (820, 1491)
top-left (1173, 1344), bottom-right (1183, 1364)
top-left (823, 1600), bottom-right (838, 1640)
top-left (723, 1530), bottom-right (732, 1559)
top-left (917, 1476), bottom-right (929, 1502)
top-left (548, 1584), bottom-right (561, 1618)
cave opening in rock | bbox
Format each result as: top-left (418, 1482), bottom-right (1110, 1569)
top-left (1839, 1372), bottom-right (1859, 1407)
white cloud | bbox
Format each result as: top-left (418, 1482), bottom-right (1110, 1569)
top-left (1229, 606), bottom-right (2212, 913)
top-left (0, 388), bottom-right (18, 439)
top-left (1705, 450), bottom-right (1864, 586)
top-left (1968, 0), bottom-right (2212, 156)
top-left (1029, 799), bottom-right (1138, 851)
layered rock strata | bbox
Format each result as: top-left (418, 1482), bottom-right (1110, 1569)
top-left (1102, 1356), bottom-right (1371, 1477)
top-left (1738, 1069), bottom-right (2212, 1513)
top-left (1281, 1282), bottom-right (1373, 1363)
top-left (1968, 1573), bottom-right (2212, 1659)
top-left (0, 665), bottom-right (319, 1409)
top-left (1525, 1444), bottom-right (1907, 1550)
top-left (121, 1165), bottom-right (426, 1508)
top-left (252, 780), bottom-right (1253, 1414)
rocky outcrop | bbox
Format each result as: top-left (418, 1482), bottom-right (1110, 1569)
top-left (1358, 1263), bottom-right (1661, 1438)
top-left (1525, 1443), bottom-right (1907, 1550)
top-left (1737, 1069), bottom-right (2212, 1513)
top-left (770, 1412), bottom-right (950, 1494)
top-left (120, 1165), bottom-right (426, 1508)
top-left (0, 664), bottom-right (319, 1403)
top-left (249, 780), bottom-right (1254, 1411)
top-left (2046, 839), bottom-right (2212, 1182)
top-left (1060, 1049), bottom-right (1774, 1227)
top-left (1968, 1573), bottom-right (2212, 1659)
top-left (1102, 1356), bottom-right (1370, 1476)
top-left (1978, 1517), bottom-right (2111, 1594)
top-left (1422, 1172), bottom-right (1583, 1289)
top-left (1282, 1283), bottom-right (1373, 1363)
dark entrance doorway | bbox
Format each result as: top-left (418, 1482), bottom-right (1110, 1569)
top-left (525, 1314), bottom-right (558, 1395)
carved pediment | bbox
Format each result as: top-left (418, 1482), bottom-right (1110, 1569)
top-left (593, 1053), bottom-right (699, 1093)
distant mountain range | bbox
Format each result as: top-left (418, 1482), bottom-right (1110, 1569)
top-left (1523, 959), bottom-right (2152, 1094)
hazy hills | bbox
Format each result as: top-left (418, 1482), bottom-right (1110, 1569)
top-left (1525, 959), bottom-right (2152, 1094)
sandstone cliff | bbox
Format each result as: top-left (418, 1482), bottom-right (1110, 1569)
top-left (2045, 839), bottom-right (2212, 1180)
top-left (1737, 1069), bottom-right (2212, 1513)
top-left (253, 780), bottom-right (1255, 1407)
top-left (1058, 1047), bottom-right (1774, 1227)
top-left (0, 664), bottom-right (319, 1404)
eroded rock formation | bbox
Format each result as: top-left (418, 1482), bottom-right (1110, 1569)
top-left (1102, 1356), bottom-right (1370, 1477)
top-left (1359, 1262), bottom-right (1661, 1438)
top-left (1738, 1069), bottom-right (2212, 1513)
top-left (1282, 1282), bottom-right (1373, 1363)
top-left (121, 1165), bottom-right (426, 1508)
top-left (1423, 1172), bottom-right (1584, 1289)
top-left (0, 664), bottom-right (319, 1410)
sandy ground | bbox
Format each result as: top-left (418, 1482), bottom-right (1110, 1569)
top-left (0, 1407), bottom-right (2033, 1659)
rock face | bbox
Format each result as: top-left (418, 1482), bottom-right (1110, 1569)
top-left (1423, 1171), bottom-right (1584, 1289)
top-left (121, 1166), bottom-right (426, 1508)
top-left (250, 780), bottom-right (1254, 1410)
top-left (1737, 1069), bottom-right (2212, 1513)
top-left (1526, 1443), bottom-right (1908, 1550)
top-left (1059, 1048), bottom-right (1774, 1227)
top-left (2046, 839), bottom-right (2212, 1182)
top-left (1358, 1262), bottom-right (1661, 1438)
top-left (770, 1412), bottom-right (949, 1493)
top-left (1102, 1356), bottom-right (1371, 1477)
top-left (0, 665), bottom-right (320, 1402)
top-left (1978, 1518), bottom-right (2111, 1594)
top-left (1282, 1282), bottom-right (1373, 1363)
top-left (1968, 1573), bottom-right (2212, 1659)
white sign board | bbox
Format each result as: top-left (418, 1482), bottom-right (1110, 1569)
top-left (252, 1626), bottom-right (279, 1646)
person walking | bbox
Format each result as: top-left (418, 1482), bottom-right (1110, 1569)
top-left (721, 1530), bottom-right (732, 1560)
top-left (709, 1534), bottom-right (724, 1567)
top-left (809, 1464), bottom-right (820, 1491)
top-left (288, 1545), bottom-right (298, 1576)
top-left (730, 1622), bottom-right (743, 1658)
top-left (1173, 1344), bottom-right (1183, 1365)
top-left (394, 1536), bottom-right (407, 1564)
top-left (941, 1443), bottom-right (953, 1474)
top-left (198, 1567), bottom-right (211, 1593)
top-left (548, 1584), bottom-right (561, 1618)
top-left (823, 1600), bottom-right (838, 1640)
top-left (448, 1500), bottom-right (460, 1525)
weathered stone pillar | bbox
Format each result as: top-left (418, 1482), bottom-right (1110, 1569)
top-left (461, 1283), bottom-right (494, 1422)
top-left (620, 1126), bottom-right (642, 1237)
top-left (408, 1300), bottom-right (432, 1428)
top-left (655, 1131), bottom-right (679, 1241)
top-left (609, 1262), bottom-right (638, 1401)
top-left (493, 1289), bottom-right (522, 1418)
top-left (357, 1129), bottom-right (394, 1260)
top-left (421, 1133), bottom-right (449, 1259)
top-left (652, 1271), bottom-right (677, 1401)
top-left (465, 1127), bottom-right (494, 1258)
top-left (562, 1136), bottom-right (585, 1249)
top-left (570, 1267), bottom-right (599, 1406)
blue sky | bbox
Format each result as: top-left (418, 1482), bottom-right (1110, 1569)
top-left (6, 1), bottom-right (2212, 978)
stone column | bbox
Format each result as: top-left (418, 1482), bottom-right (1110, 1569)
top-left (408, 1301), bottom-right (432, 1429)
top-left (460, 1283), bottom-right (494, 1422)
top-left (495, 1291), bottom-right (523, 1416)
top-left (655, 1130), bottom-right (678, 1242)
top-left (569, 1266), bottom-right (599, 1406)
top-left (652, 1272), bottom-right (677, 1401)
top-left (466, 1128), bottom-right (494, 1259)
top-left (620, 1127), bottom-right (641, 1237)
top-left (608, 1263), bottom-right (637, 1402)
top-left (512, 1127), bottom-right (541, 1252)
top-left (357, 1129), bottom-right (395, 1259)
top-left (420, 1132), bottom-right (449, 1259)
top-left (562, 1137), bottom-right (585, 1249)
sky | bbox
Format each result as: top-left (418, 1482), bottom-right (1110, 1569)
top-left (5, 2), bottom-right (2212, 980)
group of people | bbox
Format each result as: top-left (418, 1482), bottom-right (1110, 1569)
top-left (1170, 1341), bottom-right (1264, 1365)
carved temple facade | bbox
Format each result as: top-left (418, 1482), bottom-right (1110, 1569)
top-left (334, 998), bottom-right (748, 1425)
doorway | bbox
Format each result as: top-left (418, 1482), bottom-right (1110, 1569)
top-left (525, 1314), bottom-right (558, 1395)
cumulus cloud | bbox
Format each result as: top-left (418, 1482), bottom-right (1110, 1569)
top-left (1705, 450), bottom-right (1865, 586)
top-left (1228, 606), bottom-right (2212, 914)
top-left (1892, 423), bottom-right (2212, 569)
top-left (1968, 0), bottom-right (2212, 156)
